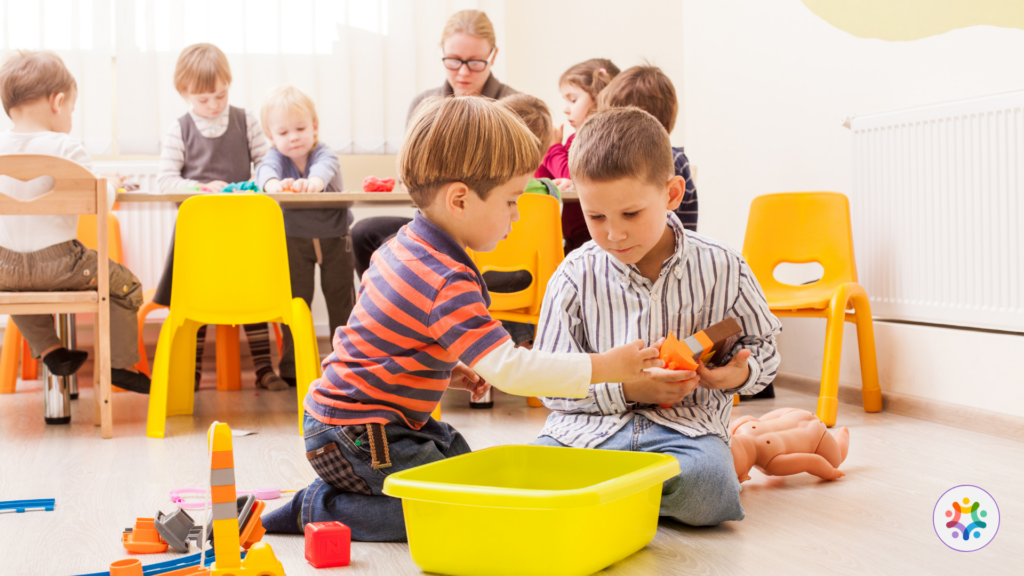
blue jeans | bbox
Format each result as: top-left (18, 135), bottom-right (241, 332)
top-left (533, 414), bottom-right (744, 526)
top-left (261, 412), bottom-right (471, 541)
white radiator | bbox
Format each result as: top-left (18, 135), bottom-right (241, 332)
top-left (94, 161), bottom-right (176, 301)
top-left (850, 90), bottom-right (1024, 333)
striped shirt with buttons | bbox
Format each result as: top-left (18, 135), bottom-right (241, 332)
top-left (534, 212), bottom-right (781, 449)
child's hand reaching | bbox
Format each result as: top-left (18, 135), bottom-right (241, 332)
top-left (590, 340), bottom-right (663, 384)
top-left (623, 367), bottom-right (700, 406)
top-left (552, 178), bottom-right (574, 191)
top-left (289, 177), bottom-right (326, 194)
top-left (698, 349), bottom-right (752, 390)
top-left (448, 362), bottom-right (491, 401)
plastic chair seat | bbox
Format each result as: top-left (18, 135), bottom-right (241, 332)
top-left (761, 286), bottom-right (835, 311)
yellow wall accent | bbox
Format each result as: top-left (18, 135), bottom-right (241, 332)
top-left (802, 0), bottom-right (1024, 41)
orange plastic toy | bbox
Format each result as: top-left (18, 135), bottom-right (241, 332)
top-left (729, 408), bottom-right (850, 483)
top-left (122, 518), bottom-right (170, 553)
top-left (658, 318), bottom-right (742, 407)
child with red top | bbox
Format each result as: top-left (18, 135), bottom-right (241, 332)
top-left (536, 58), bottom-right (619, 253)
top-left (261, 95), bottom-right (662, 541)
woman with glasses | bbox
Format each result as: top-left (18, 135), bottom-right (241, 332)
top-left (406, 9), bottom-right (519, 123)
top-left (353, 9), bottom-right (520, 282)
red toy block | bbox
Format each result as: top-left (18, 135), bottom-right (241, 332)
top-left (305, 521), bottom-right (351, 568)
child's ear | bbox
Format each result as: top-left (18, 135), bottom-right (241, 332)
top-left (50, 92), bottom-right (65, 114)
top-left (443, 182), bottom-right (471, 219)
top-left (665, 175), bottom-right (685, 211)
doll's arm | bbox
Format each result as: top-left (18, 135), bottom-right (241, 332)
top-left (763, 453), bottom-right (845, 480)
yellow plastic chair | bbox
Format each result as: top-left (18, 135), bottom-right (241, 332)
top-left (742, 192), bottom-right (882, 427)
top-left (146, 195), bottom-right (322, 438)
top-left (468, 194), bottom-right (564, 408)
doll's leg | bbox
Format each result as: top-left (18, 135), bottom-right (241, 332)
top-left (763, 453), bottom-right (845, 480)
top-left (816, 426), bottom-right (850, 466)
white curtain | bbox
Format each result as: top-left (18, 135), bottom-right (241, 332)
top-left (115, 0), bottom-right (505, 155)
top-left (0, 0), bottom-right (505, 156)
top-left (0, 0), bottom-right (115, 156)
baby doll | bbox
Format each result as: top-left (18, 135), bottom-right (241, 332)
top-left (730, 408), bottom-right (849, 482)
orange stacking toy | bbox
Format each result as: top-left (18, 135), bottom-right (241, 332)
top-left (109, 559), bottom-right (143, 576)
top-left (122, 518), bottom-right (169, 553)
top-left (657, 318), bottom-right (743, 408)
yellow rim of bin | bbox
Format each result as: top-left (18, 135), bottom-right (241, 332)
top-left (382, 446), bottom-right (681, 509)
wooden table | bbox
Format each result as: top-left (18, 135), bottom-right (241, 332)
top-left (118, 190), bottom-right (579, 207)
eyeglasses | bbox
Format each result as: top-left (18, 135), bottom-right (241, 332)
top-left (441, 56), bottom-right (490, 72)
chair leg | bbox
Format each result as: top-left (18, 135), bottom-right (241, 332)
top-left (147, 318), bottom-right (201, 438)
top-left (289, 298), bottom-right (323, 434)
top-left (215, 325), bottom-right (242, 391)
top-left (850, 290), bottom-right (883, 413)
top-left (818, 301), bottom-right (847, 428)
top-left (135, 289), bottom-right (166, 377)
top-left (21, 340), bottom-right (38, 380)
top-left (431, 404), bottom-right (442, 421)
top-left (95, 297), bottom-right (113, 440)
top-left (272, 323), bottom-right (284, 359)
top-left (1, 322), bottom-right (21, 394)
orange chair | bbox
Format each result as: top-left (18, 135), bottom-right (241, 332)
top-left (741, 192), bottom-right (882, 427)
top-left (468, 194), bottom-right (564, 408)
top-left (1, 212), bottom-right (125, 393)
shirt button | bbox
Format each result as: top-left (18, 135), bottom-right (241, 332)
top-left (83, 269), bottom-right (91, 276)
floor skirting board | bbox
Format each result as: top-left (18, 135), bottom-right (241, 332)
top-left (773, 372), bottom-right (1024, 443)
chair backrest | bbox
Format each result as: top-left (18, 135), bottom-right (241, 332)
top-left (741, 192), bottom-right (857, 297)
top-left (470, 194), bottom-right (564, 315)
top-left (78, 213), bottom-right (124, 264)
top-left (170, 195), bottom-right (293, 326)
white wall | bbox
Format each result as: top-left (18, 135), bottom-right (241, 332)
top-left (680, 0), bottom-right (1024, 417)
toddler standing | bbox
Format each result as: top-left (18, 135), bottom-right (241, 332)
top-left (255, 85), bottom-right (354, 387)
top-left (154, 43), bottom-right (285, 390)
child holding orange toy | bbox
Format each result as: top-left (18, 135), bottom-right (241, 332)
top-left (261, 96), bottom-right (662, 541)
top-left (255, 85), bottom-right (354, 387)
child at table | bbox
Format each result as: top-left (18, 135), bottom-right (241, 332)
top-left (0, 50), bottom-right (150, 392)
top-left (153, 43), bottom-right (284, 391)
top-left (255, 85), bottom-right (353, 387)
top-left (536, 59), bottom-right (619, 253)
top-left (261, 96), bottom-right (661, 541)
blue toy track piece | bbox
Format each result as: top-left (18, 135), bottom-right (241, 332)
top-left (70, 550), bottom-right (246, 576)
top-left (0, 498), bottom-right (55, 513)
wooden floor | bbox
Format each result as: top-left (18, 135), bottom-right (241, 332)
top-left (1, 362), bottom-right (1022, 575)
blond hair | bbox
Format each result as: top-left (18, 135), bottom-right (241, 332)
top-left (500, 93), bottom-right (553, 161)
top-left (174, 43), bottom-right (232, 95)
top-left (261, 85), bottom-right (319, 147)
top-left (597, 65), bottom-right (679, 133)
top-left (0, 50), bottom-right (76, 115)
top-left (569, 107), bottom-right (673, 187)
top-left (399, 96), bottom-right (541, 208)
top-left (559, 58), bottom-right (619, 102)
top-left (441, 10), bottom-right (496, 50)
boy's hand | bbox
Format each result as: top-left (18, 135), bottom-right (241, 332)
top-left (263, 179), bottom-right (283, 193)
top-left (448, 362), bottom-right (491, 401)
top-left (590, 340), bottom-right (663, 384)
top-left (623, 367), bottom-right (700, 406)
top-left (204, 180), bottom-right (228, 192)
top-left (698, 349), bottom-right (752, 390)
top-left (307, 176), bottom-right (326, 193)
top-left (553, 178), bottom-right (574, 191)
top-left (291, 178), bottom-right (310, 193)
top-left (277, 178), bottom-right (296, 192)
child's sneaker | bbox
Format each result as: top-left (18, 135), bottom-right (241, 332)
top-left (257, 371), bottom-right (288, 391)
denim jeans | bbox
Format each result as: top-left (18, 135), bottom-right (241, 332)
top-left (532, 414), bottom-right (744, 526)
top-left (261, 411), bottom-right (471, 541)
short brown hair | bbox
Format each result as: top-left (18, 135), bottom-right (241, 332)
top-left (441, 10), bottom-right (496, 50)
top-left (500, 94), bottom-right (552, 160)
top-left (597, 65), bottom-right (678, 133)
top-left (0, 50), bottom-right (76, 115)
top-left (174, 43), bottom-right (232, 95)
top-left (559, 59), bottom-right (620, 102)
top-left (569, 107), bottom-right (673, 187)
top-left (399, 96), bottom-right (541, 208)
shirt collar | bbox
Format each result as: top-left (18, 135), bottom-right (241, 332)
top-left (188, 105), bottom-right (230, 127)
top-left (408, 211), bottom-right (490, 302)
top-left (606, 211), bottom-right (688, 283)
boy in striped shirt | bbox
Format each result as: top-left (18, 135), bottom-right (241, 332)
top-left (262, 96), bottom-right (662, 541)
top-left (531, 107), bottom-right (782, 527)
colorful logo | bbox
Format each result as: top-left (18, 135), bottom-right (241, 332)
top-left (933, 485), bottom-right (1000, 552)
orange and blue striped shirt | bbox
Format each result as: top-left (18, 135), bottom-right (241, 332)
top-left (304, 212), bottom-right (510, 430)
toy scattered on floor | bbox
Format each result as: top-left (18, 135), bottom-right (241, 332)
top-left (658, 318), bottom-right (742, 407)
top-left (170, 487), bottom-right (296, 509)
top-left (305, 521), bottom-right (351, 568)
top-left (74, 550), bottom-right (239, 576)
top-left (362, 176), bottom-right (395, 192)
top-left (155, 508), bottom-right (196, 553)
top-left (729, 408), bottom-right (850, 483)
top-left (203, 421), bottom-right (285, 575)
top-left (131, 494), bottom-right (268, 553)
top-left (0, 498), bottom-right (54, 513)
top-left (122, 517), bottom-right (170, 553)
top-left (220, 181), bottom-right (262, 194)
